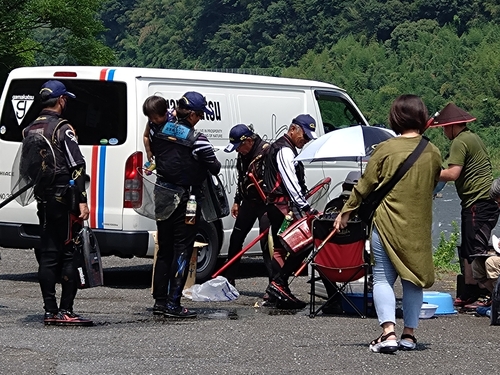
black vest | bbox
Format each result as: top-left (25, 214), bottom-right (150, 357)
top-left (152, 120), bottom-right (205, 187)
top-left (24, 110), bottom-right (71, 180)
top-left (237, 135), bottom-right (270, 201)
top-left (263, 134), bottom-right (306, 201)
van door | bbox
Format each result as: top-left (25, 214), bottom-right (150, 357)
top-left (311, 89), bottom-right (370, 207)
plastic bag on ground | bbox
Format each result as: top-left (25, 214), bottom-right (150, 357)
top-left (183, 276), bottom-right (239, 302)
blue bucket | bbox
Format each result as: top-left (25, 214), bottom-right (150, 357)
top-left (422, 291), bottom-right (457, 315)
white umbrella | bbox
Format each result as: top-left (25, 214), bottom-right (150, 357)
top-left (295, 125), bottom-right (396, 163)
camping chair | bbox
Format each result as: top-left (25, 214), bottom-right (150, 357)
top-left (309, 217), bottom-right (369, 318)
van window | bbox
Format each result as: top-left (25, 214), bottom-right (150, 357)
top-left (315, 90), bottom-right (365, 134)
top-left (1, 79), bottom-right (127, 145)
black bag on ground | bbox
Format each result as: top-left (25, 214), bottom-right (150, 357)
top-left (73, 227), bottom-right (104, 289)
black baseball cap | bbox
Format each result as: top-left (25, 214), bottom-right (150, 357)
top-left (40, 80), bottom-right (76, 99)
top-left (224, 124), bottom-right (254, 152)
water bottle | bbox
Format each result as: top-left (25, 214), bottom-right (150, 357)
top-left (144, 161), bottom-right (156, 176)
top-left (68, 179), bottom-right (79, 215)
top-left (278, 211), bottom-right (294, 235)
top-left (185, 195), bottom-right (197, 225)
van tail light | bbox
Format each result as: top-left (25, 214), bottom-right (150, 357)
top-left (124, 152), bottom-right (143, 208)
top-left (53, 71), bottom-right (77, 77)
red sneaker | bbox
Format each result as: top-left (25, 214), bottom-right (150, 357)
top-left (454, 296), bottom-right (475, 307)
top-left (53, 310), bottom-right (93, 326)
top-left (463, 297), bottom-right (492, 310)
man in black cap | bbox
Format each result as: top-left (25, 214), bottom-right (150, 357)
top-left (263, 114), bottom-right (318, 308)
top-left (151, 91), bottom-right (221, 318)
top-left (431, 103), bottom-right (499, 309)
top-left (23, 80), bottom-right (92, 326)
top-left (222, 124), bottom-right (272, 286)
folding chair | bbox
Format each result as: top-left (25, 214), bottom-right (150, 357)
top-left (309, 217), bottom-right (369, 318)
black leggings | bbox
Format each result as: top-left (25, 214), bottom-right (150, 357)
top-left (37, 195), bottom-right (80, 313)
top-left (153, 200), bottom-right (197, 307)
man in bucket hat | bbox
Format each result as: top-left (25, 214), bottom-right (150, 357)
top-left (431, 103), bottom-right (499, 309)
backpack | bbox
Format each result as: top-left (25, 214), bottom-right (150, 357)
top-left (242, 142), bottom-right (270, 201)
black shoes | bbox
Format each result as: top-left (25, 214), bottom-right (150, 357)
top-left (266, 281), bottom-right (307, 310)
top-left (163, 305), bottom-right (197, 319)
top-left (44, 310), bottom-right (93, 326)
top-left (153, 302), bottom-right (167, 315)
top-left (152, 299), bottom-right (196, 318)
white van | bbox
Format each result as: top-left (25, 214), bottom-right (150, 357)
top-left (0, 66), bottom-right (369, 281)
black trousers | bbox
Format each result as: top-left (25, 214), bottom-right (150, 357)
top-left (224, 199), bottom-right (272, 281)
top-left (37, 194), bottom-right (80, 314)
top-left (153, 198), bottom-right (198, 307)
top-left (461, 199), bottom-right (500, 262)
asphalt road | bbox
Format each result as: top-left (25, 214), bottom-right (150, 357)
top-left (0, 247), bottom-right (499, 375)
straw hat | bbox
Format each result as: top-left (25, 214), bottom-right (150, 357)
top-left (428, 103), bottom-right (476, 127)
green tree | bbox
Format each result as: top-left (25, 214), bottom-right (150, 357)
top-left (0, 0), bottom-right (114, 86)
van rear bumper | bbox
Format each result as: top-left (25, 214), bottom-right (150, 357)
top-left (0, 222), bottom-right (149, 257)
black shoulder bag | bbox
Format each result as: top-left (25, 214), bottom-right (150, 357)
top-left (357, 137), bottom-right (429, 226)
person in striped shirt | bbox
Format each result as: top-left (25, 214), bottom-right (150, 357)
top-left (263, 114), bottom-right (318, 309)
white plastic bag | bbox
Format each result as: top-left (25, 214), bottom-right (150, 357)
top-left (183, 276), bottom-right (239, 302)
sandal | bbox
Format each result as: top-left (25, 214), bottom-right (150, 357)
top-left (369, 331), bottom-right (398, 353)
top-left (399, 333), bottom-right (417, 350)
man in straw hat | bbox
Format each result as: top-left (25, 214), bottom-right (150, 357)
top-left (431, 103), bottom-right (499, 309)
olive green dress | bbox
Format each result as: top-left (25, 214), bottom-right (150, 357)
top-left (341, 136), bottom-right (442, 288)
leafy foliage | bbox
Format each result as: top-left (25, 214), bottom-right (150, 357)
top-left (4, 1), bottom-right (500, 175)
top-left (0, 0), bottom-right (114, 86)
top-left (433, 221), bottom-right (461, 275)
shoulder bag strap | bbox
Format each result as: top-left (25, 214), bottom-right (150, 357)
top-left (370, 136), bottom-right (429, 202)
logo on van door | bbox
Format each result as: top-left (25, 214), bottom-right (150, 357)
top-left (165, 98), bottom-right (222, 121)
top-left (11, 94), bottom-right (35, 126)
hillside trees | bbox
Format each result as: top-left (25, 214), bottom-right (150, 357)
top-left (0, 0), bottom-right (113, 86)
top-left (104, 0), bottom-right (500, 71)
top-left (284, 20), bottom-right (500, 170)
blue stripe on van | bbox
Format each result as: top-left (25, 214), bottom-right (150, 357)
top-left (107, 69), bottom-right (115, 81)
top-left (97, 147), bottom-right (106, 229)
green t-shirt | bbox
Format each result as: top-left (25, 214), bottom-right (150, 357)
top-left (448, 128), bottom-right (492, 208)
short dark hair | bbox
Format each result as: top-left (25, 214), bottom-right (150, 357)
top-left (143, 96), bottom-right (168, 118)
top-left (40, 97), bottom-right (59, 109)
top-left (388, 94), bottom-right (428, 134)
top-left (490, 178), bottom-right (500, 201)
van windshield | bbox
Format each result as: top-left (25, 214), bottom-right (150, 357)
top-left (315, 90), bottom-right (366, 134)
top-left (1, 79), bottom-right (127, 145)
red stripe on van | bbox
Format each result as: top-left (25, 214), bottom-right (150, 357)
top-left (90, 146), bottom-right (99, 227)
top-left (99, 69), bottom-right (107, 81)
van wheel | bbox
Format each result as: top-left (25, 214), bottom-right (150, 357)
top-left (195, 220), bottom-right (220, 283)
